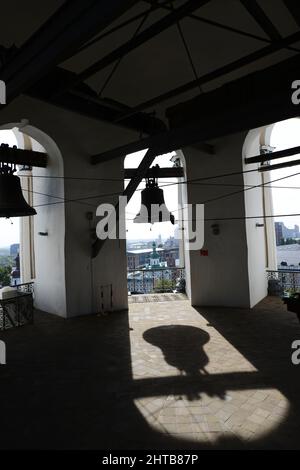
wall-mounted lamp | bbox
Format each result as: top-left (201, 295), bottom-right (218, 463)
top-left (211, 223), bottom-right (220, 235)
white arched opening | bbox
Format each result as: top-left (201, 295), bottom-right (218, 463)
top-left (124, 149), bottom-right (190, 299)
top-left (242, 118), bottom-right (300, 306)
top-left (0, 122), bottom-right (66, 317)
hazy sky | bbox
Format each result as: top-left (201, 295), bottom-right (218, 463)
top-left (270, 118), bottom-right (300, 229)
top-left (1, 119), bottom-right (300, 247)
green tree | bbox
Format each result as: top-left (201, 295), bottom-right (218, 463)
top-left (154, 279), bottom-right (173, 292)
top-left (0, 265), bottom-right (12, 287)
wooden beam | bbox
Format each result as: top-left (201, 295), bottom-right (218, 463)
top-left (92, 147), bottom-right (159, 258)
top-left (124, 167), bottom-right (184, 179)
top-left (240, 0), bottom-right (281, 41)
top-left (63, 0), bottom-right (211, 91)
top-left (0, 145), bottom-right (47, 168)
top-left (0, 0), bottom-right (139, 102)
top-left (116, 29), bottom-right (300, 120)
top-left (91, 52), bottom-right (300, 165)
top-left (245, 145), bottom-right (300, 164)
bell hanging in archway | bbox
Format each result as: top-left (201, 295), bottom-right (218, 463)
top-left (0, 164), bottom-right (36, 218)
top-left (134, 176), bottom-right (175, 224)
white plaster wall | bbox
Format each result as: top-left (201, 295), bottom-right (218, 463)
top-left (49, 108), bottom-right (135, 316)
top-left (0, 117), bottom-right (67, 317)
top-left (0, 95), bottom-right (274, 315)
top-left (182, 133), bottom-right (251, 308)
top-left (29, 132), bottom-right (66, 317)
top-left (243, 129), bottom-right (268, 307)
top-left (0, 96), bottom-right (136, 317)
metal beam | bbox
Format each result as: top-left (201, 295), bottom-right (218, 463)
top-left (245, 146), bottom-right (300, 164)
top-left (240, 0), bottom-right (282, 41)
top-left (91, 136), bottom-right (215, 165)
top-left (91, 53), bottom-right (300, 165)
top-left (26, 67), bottom-right (166, 135)
top-left (0, 145), bottom-right (47, 168)
top-left (92, 147), bottom-right (159, 257)
top-left (258, 158), bottom-right (300, 172)
top-left (144, 0), bottom-right (300, 49)
top-left (116, 29), bottom-right (300, 121)
top-left (284, 0), bottom-right (300, 28)
top-left (0, 0), bottom-right (139, 102)
top-left (124, 167), bottom-right (184, 179)
top-left (63, 0), bottom-right (211, 91)
top-left (78, 0), bottom-right (176, 55)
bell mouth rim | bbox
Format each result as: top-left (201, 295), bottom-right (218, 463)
top-left (0, 209), bottom-right (37, 218)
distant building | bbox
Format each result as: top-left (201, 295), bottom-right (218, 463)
top-left (160, 247), bottom-right (179, 267)
top-left (148, 242), bottom-right (167, 269)
top-left (127, 246), bottom-right (163, 269)
top-left (275, 222), bottom-right (300, 245)
top-left (128, 243), bottom-right (171, 293)
top-left (10, 253), bottom-right (21, 286)
top-left (10, 244), bottom-right (20, 256)
top-left (275, 222), bottom-right (284, 245)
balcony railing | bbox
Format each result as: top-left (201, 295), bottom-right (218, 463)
top-left (267, 269), bottom-right (300, 295)
top-left (0, 282), bottom-right (34, 330)
top-left (128, 267), bottom-right (185, 294)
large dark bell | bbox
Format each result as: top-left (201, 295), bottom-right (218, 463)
top-left (134, 180), bottom-right (175, 224)
top-left (0, 174), bottom-right (36, 218)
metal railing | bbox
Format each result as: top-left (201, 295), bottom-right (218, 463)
top-left (13, 282), bottom-right (34, 295)
top-left (127, 267), bottom-right (185, 294)
top-left (0, 282), bottom-right (34, 330)
top-left (267, 270), bottom-right (300, 294)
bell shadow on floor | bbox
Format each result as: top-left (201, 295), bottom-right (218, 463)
top-left (143, 324), bottom-right (212, 401)
top-left (143, 325), bottom-right (210, 376)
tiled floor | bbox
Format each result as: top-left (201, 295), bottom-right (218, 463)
top-left (130, 297), bottom-right (300, 448)
top-left (0, 296), bottom-right (299, 449)
top-left (128, 293), bottom-right (187, 303)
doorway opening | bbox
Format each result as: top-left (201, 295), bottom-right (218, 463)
top-left (244, 117), bottom-right (300, 303)
top-left (124, 150), bottom-right (187, 302)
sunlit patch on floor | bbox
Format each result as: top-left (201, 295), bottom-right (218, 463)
top-left (134, 389), bottom-right (289, 443)
top-left (130, 299), bottom-right (290, 444)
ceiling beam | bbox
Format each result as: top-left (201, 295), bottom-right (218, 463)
top-left (144, 0), bottom-right (300, 50)
top-left (245, 145), bottom-right (300, 164)
top-left (283, 0), bottom-right (300, 28)
top-left (124, 167), bottom-right (184, 179)
top-left (116, 29), bottom-right (300, 121)
top-left (0, 145), bottom-right (47, 168)
top-left (91, 52), bottom-right (300, 165)
top-left (240, 0), bottom-right (282, 41)
top-left (61, 0), bottom-right (211, 93)
top-left (92, 147), bottom-right (159, 258)
top-left (0, 0), bottom-right (139, 102)
top-left (26, 67), bottom-right (166, 135)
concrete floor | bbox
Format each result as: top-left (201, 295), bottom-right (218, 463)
top-left (0, 296), bottom-right (299, 449)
